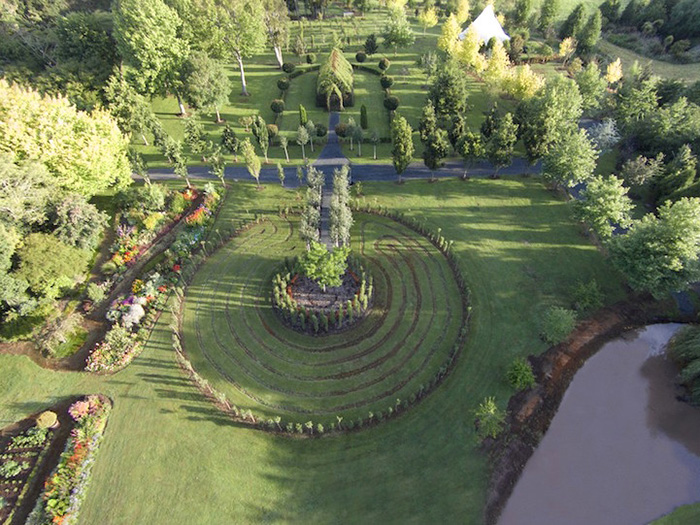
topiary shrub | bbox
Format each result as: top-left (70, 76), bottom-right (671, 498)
top-left (355, 51), bottom-right (367, 63)
top-left (266, 124), bottom-right (279, 140)
top-left (277, 77), bottom-right (290, 91)
top-left (334, 123), bottom-right (349, 138)
top-left (282, 62), bottom-right (296, 74)
top-left (378, 57), bottom-right (391, 71)
top-left (383, 95), bottom-right (400, 111)
top-left (306, 53), bottom-right (316, 64)
top-left (270, 99), bottom-right (285, 114)
top-left (36, 410), bottom-right (58, 429)
top-left (360, 105), bottom-right (368, 129)
top-left (540, 306), bottom-right (577, 345)
top-left (315, 123), bottom-right (327, 137)
top-left (380, 75), bottom-right (394, 90)
top-left (507, 357), bottom-right (536, 390)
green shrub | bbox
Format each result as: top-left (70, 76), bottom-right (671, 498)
top-left (270, 99), bottom-right (285, 114)
top-left (10, 427), bottom-right (48, 449)
top-left (282, 62), bottom-right (296, 74)
top-left (668, 325), bottom-right (700, 405)
top-left (100, 260), bottom-right (118, 275)
top-left (383, 95), bottom-right (400, 111)
top-left (380, 75), bottom-right (394, 90)
top-left (86, 283), bottom-right (105, 303)
top-left (52, 195), bottom-right (108, 251)
top-left (572, 279), bottom-right (604, 313)
top-left (170, 192), bottom-right (187, 215)
top-left (306, 53), bottom-right (316, 64)
top-left (474, 397), bottom-right (506, 440)
top-left (378, 57), bottom-right (390, 71)
top-left (507, 357), bottom-right (536, 390)
top-left (299, 104), bottom-right (308, 126)
top-left (313, 123), bottom-right (326, 138)
top-left (541, 306), bottom-right (577, 345)
top-left (36, 410), bottom-right (57, 429)
top-left (355, 51), bottom-right (367, 62)
top-left (277, 77), bottom-right (290, 91)
top-left (267, 124), bottom-right (279, 139)
top-left (334, 123), bottom-right (349, 137)
top-left (0, 459), bottom-right (29, 478)
top-left (360, 105), bottom-right (368, 129)
top-left (15, 233), bottom-right (88, 300)
top-left (116, 184), bottom-right (167, 212)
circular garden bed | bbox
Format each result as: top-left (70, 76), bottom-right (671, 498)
top-left (272, 255), bottom-right (373, 334)
top-left (179, 212), bottom-right (469, 430)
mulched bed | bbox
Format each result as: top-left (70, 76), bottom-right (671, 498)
top-left (0, 401), bottom-right (75, 525)
top-left (291, 271), bottom-right (361, 313)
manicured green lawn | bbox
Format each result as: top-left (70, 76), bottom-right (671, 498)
top-left (0, 176), bottom-right (629, 524)
top-left (182, 213), bottom-right (463, 423)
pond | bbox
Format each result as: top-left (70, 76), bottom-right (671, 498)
top-left (499, 324), bottom-right (700, 525)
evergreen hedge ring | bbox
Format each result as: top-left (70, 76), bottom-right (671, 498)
top-left (180, 212), bottom-right (468, 429)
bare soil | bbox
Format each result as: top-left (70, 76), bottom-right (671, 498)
top-left (291, 271), bottom-right (361, 313)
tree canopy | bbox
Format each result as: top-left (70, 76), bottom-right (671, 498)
top-left (0, 79), bottom-right (131, 197)
top-left (610, 198), bottom-right (700, 297)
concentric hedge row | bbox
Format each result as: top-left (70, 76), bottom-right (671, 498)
top-left (179, 212), bottom-right (467, 430)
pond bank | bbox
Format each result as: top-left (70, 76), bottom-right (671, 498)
top-left (485, 295), bottom-right (696, 524)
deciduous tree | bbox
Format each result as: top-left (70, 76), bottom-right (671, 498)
top-left (610, 198), bottom-right (700, 297)
top-left (574, 175), bottom-right (633, 239)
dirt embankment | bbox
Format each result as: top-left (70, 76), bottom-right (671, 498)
top-left (484, 294), bottom-right (695, 525)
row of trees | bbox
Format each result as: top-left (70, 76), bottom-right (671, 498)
top-left (329, 166), bottom-right (353, 247)
top-left (299, 166), bottom-right (325, 249)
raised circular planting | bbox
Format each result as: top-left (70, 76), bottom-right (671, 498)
top-left (180, 212), bottom-right (467, 430)
top-left (271, 255), bottom-right (374, 334)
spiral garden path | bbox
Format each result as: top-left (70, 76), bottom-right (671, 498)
top-left (180, 212), bottom-right (466, 425)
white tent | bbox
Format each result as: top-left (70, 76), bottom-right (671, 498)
top-left (458, 5), bottom-right (510, 43)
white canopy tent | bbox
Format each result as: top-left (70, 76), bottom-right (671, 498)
top-left (458, 5), bottom-right (510, 43)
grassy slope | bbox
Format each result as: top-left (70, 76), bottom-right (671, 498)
top-left (598, 41), bottom-right (700, 83)
top-left (0, 177), bottom-right (628, 524)
top-left (654, 503), bottom-right (700, 524)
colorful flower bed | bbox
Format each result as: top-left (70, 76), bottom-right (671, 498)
top-left (0, 425), bottom-right (56, 524)
top-left (27, 395), bottom-right (112, 525)
top-left (85, 185), bottom-right (223, 373)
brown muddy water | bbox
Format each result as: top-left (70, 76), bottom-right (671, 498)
top-left (499, 324), bottom-right (700, 525)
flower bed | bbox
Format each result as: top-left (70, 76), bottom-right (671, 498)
top-left (27, 395), bottom-right (112, 525)
top-left (0, 425), bottom-right (57, 524)
top-left (85, 186), bottom-right (224, 373)
top-left (271, 255), bottom-right (374, 334)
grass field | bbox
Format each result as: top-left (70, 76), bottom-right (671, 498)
top-left (0, 176), bottom-right (631, 523)
top-left (181, 213), bottom-right (464, 423)
top-left (598, 40), bottom-right (700, 83)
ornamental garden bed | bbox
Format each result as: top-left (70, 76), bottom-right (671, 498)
top-left (0, 419), bottom-right (61, 525)
top-left (84, 185), bottom-right (225, 374)
top-left (272, 256), bottom-right (373, 334)
top-left (28, 395), bottom-right (112, 525)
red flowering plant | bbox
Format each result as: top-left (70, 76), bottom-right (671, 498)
top-left (185, 204), bottom-right (212, 226)
top-left (182, 187), bottom-right (198, 201)
top-left (33, 396), bottom-right (111, 525)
